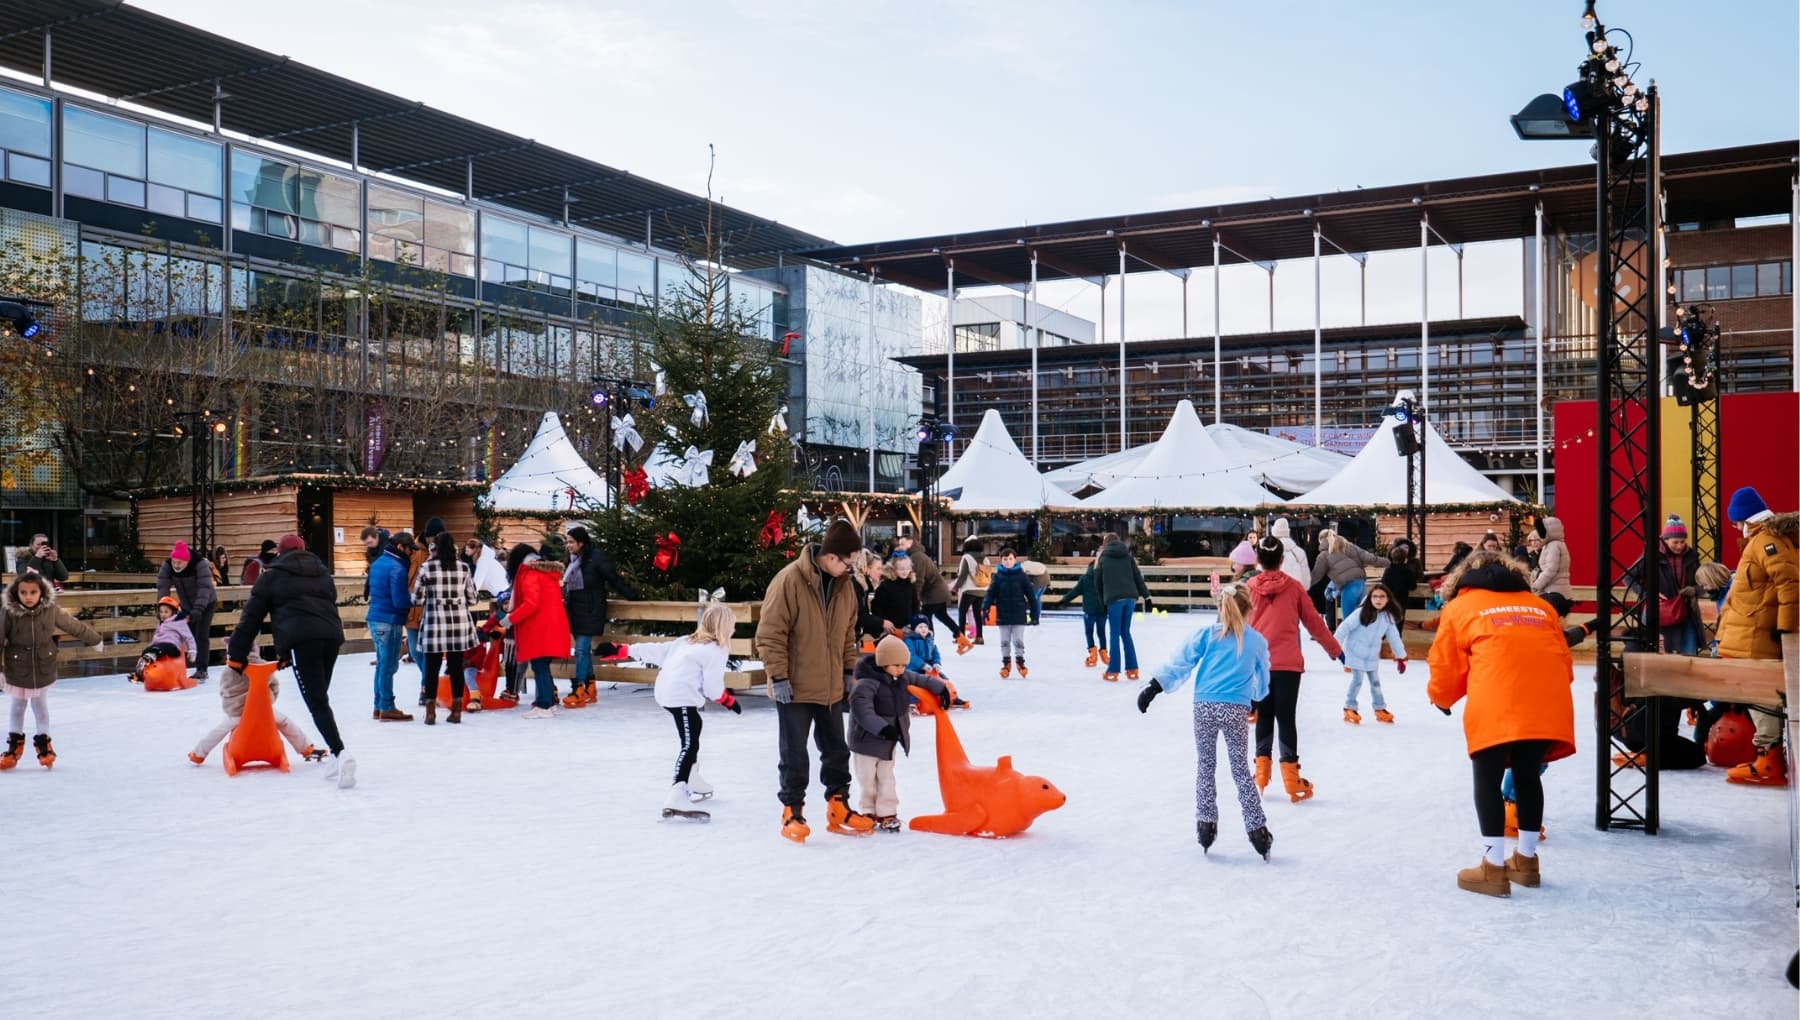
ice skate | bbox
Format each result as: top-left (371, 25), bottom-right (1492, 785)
top-left (955, 632), bottom-right (972, 655)
top-left (662, 783), bottom-right (711, 821)
top-left (1196, 820), bottom-right (1217, 852)
top-left (826, 792), bottom-right (876, 835)
top-left (523, 706), bottom-right (556, 719)
top-left (1247, 825), bottom-right (1274, 860)
top-left (876, 815), bottom-right (902, 832)
top-left (781, 806), bottom-right (810, 843)
top-left (1456, 858), bottom-right (1510, 897)
top-left (334, 753), bottom-right (357, 789)
top-left (1505, 851), bottom-right (1540, 888)
top-left (1254, 755), bottom-right (1271, 794)
top-left (1373, 709), bottom-right (1395, 724)
top-left (687, 770), bottom-right (714, 801)
top-left (1084, 647), bottom-right (1099, 668)
top-left (1343, 708), bottom-right (1361, 725)
top-left (581, 682), bottom-right (598, 705)
top-left (187, 750), bottom-right (205, 765)
top-left (0, 732), bottom-right (23, 770)
top-left (562, 685), bottom-right (587, 709)
top-left (1280, 760), bottom-right (1313, 802)
top-left (1016, 658), bottom-right (1029, 678)
top-left (33, 734), bottom-right (55, 768)
top-left (300, 745), bottom-right (327, 762)
top-left (1725, 748), bottom-right (1788, 786)
top-left (999, 658), bottom-right (1012, 679)
top-left (1098, 647), bottom-right (1109, 665)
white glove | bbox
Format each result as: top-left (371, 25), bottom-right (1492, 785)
top-left (92, 642), bottom-right (106, 654)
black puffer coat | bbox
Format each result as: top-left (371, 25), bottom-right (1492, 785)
top-left (564, 546), bottom-right (638, 637)
top-left (847, 653), bottom-right (948, 760)
top-left (226, 549), bottom-right (344, 664)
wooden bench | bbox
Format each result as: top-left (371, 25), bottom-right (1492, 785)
top-left (590, 600), bottom-right (769, 693)
top-left (57, 580), bottom-right (372, 664)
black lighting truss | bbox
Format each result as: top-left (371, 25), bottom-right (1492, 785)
top-left (1582, 14), bottom-right (1664, 832)
top-left (1672, 304), bottom-right (1723, 562)
top-left (175, 412), bottom-right (219, 560)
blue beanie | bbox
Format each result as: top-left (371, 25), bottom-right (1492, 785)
top-left (1726, 487), bottom-right (1770, 523)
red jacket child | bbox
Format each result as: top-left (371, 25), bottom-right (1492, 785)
top-left (1246, 569), bottom-right (1343, 670)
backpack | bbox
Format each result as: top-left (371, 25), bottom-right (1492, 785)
top-left (972, 559), bottom-right (993, 589)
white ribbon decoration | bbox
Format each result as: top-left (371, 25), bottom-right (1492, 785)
top-left (768, 405), bottom-right (789, 436)
top-left (729, 439), bottom-right (757, 478)
top-left (611, 414), bottom-right (643, 453)
top-left (677, 445), bottom-right (713, 487)
top-left (796, 505), bottom-right (817, 533)
top-left (697, 586), bottom-right (726, 605)
top-left (650, 360), bottom-right (668, 396)
top-left (684, 391), bottom-right (708, 427)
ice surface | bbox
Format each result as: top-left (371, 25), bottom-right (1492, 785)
top-left (10, 613), bottom-right (1794, 1017)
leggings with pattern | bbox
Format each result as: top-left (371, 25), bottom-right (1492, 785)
top-left (1193, 701), bottom-right (1266, 831)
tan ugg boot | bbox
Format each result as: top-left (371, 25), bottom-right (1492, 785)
top-left (1456, 858), bottom-right (1511, 897)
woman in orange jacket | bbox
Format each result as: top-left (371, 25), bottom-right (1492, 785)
top-left (1427, 550), bottom-right (1574, 899)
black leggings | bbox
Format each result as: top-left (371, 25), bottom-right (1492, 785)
top-left (1253, 670), bottom-right (1303, 762)
top-left (1471, 740), bottom-right (1551, 837)
top-left (923, 601), bottom-right (960, 639)
top-left (289, 640), bottom-right (344, 756)
top-left (668, 706), bottom-right (703, 783)
top-left (422, 651), bottom-right (466, 700)
top-left (957, 592), bottom-right (985, 640)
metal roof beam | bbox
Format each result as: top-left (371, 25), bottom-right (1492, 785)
top-left (1027, 248), bottom-right (1106, 285)
top-left (262, 102), bottom-right (423, 141)
top-left (1120, 237), bottom-right (1193, 280)
top-left (119, 58), bottom-right (290, 102)
top-left (572, 199), bottom-right (709, 224)
top-left (372, 142), bottom-right (535, 175)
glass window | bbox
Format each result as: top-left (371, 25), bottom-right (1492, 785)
top-left (1704, 266), bottom-right (1730, 300)
top-left (1785, 261), bottom-right (1793, 295)
top-left (147, 182), bottom-right (185, 217)
top-left (64, 106), bottom-right (144, 177)
top-left (1731, 264), bottom-right (1756, 299)
top-left (576, 239), bottom-right (616, 292)
top-left (7, 152), bottom-right (50, 187)
top-left (617, 250), bottom-right (654, 303)
top-left (527, 225), bottom-right (570, 275)
top-left (481, 215), bottom-right (528, 268)
top-left (147, 128), bottom-right (221, 195)
top-left (186, 193), bottom-right (221, 223)
top-left (107, 174), bottom-right (145, 207)
top-left (422, 199), bottom-right (475, 257)
top-left (63, 163), bottom-right (103, 199)
top-left (1757, 262), bottom-right (1782, 296)
top-left (294, 167), bottom-right (359, 230)
top-left (1679, 268), bottom-right (1704, 302)
top-left (232, 152), bottom-right (296, 214)
top-left (0, 87), bottom-right (52, 157)
top-left (659, 257), bottom-right (688, 304)
top-left (369, 184), bottom-right (424, 244)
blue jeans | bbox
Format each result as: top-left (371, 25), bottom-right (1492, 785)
top-left (1106, 599), bottom-right (1138, 672)
top-left (1345, 668), bottom-right (1386, 710)
top-left (1660, 617), bottom-right (1700, 656)
top-left (1338, 578), bottom-right (1366, 621)
top-left (572, 634), bottom-right (594, 682)
top-left (369, 620), bottom-right (403, 712)
top-left (1082, 610), bottom-right (1108, 649)
top-left (528, 657), bottom-right (556, 709)
top-left (407, 626), bottom-right (427, 688)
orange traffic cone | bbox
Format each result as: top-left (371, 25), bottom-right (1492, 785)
top-left (222, 661), bottom-right (290, 776)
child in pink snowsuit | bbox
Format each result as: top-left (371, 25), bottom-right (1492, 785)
top-left (130, 596), bottom-right (195, 683)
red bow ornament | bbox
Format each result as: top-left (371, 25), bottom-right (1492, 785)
top-left (759, 510), bottom-right (785, 548)
top-left (653, 532), bottom-right (681, 572)
top-left (622, 466), bottom-right (650, 506)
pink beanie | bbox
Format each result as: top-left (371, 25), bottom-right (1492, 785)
top-left (1230, 540), bottom-right (1257, 567)
top-left (171, 541), bottom-right (191, 560)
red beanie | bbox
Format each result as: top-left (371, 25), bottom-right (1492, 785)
top-left (277, 534), bottom-right (305, 554)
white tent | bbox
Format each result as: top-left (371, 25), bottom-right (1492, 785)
top-left (1205, 423), bottom-right (1351, 494)
top-left (1043, 443), bottom-right (1151, 493)
top-left (486, 412), bottom-right (610, 511)
top-left (1074, 400), bottom-right (1283, 510)
top-left (936, 409), bottom-right (1077, 513)
top-left (1291, 401), bottom-right (1518, 506)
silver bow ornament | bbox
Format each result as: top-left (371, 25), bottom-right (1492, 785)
top-left (611, 414), bottom-right (643, 453)
top-left (728, 440), bottom-right (757, 478)
top-left (676, 445), bottom-right (713, 487)
top-left (768, 405), bottom-right (789, 436)
top-left (650, 360), bottom-right (668, 396)
top-left (684, 391), bottom-right (708, 427)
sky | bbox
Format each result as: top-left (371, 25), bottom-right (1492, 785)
top-left (129, 0), bottom-right (1799, 339)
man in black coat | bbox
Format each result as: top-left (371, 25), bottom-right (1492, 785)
top-left (563, 526), bottom-right (639, 697)
top-left (227, 534), bottom-right (354, 787)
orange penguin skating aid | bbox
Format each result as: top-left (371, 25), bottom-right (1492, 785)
top-left (904, 684), bottom-right (1065, 837)
top-left (221, 661), bottom-right (290, 776)
top-left (141, 656), bottom-right (198, 691)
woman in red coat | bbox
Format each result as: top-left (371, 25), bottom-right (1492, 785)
top-left (1427, 550), bottom-right (1575, 898)
top-left (505, 544), bottom-right (573, 718)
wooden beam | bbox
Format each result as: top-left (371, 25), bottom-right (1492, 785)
top-left (1623, 652), bottom-right (1785, 704)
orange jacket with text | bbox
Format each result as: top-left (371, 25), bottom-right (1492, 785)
top-left (1427, 574), bottom-right (1576, 762)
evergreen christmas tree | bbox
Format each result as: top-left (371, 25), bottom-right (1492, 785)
top-left (585, 205), bottom-right (796, 601)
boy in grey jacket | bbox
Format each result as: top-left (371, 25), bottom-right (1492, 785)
top-left (848, 636), bottom-right (950, 830)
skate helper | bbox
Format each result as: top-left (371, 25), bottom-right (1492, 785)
top-left (128, 595), bottom-right (196, 683)
top-left (226, 534), bottom-right (355, 788)
top-left (755, 518), bottom-right (877, 843)
top-left (982, 547), bottom-right (1036, 678)
top-left (1136, 583), bottom-right (1275, 859)
top-left (1713, 486), bottom-right (1796, 786)
top-left (0, 572), bottom-right (104, 770)
top-left (1096, 532), bottom-right (1152, 683)
top-left (1334, 582), bottom-right (1408, 724)
top-left (1426, 550), bottom-right (1575, 898)
top-left (504, 543), bottom-right (574, 719)
top-left (631, 601), bottom-right (742, 821)
top-left (902, 615), bottom-right (968, 711)
top-left (848, 634), bottom-right (951, 832)
top-left (188, 657), bottom-right (324, 766)
top-left (1246, 537), bottom-right (1344, 802)
top-left (1054, 552), bottom-right (1109, 670)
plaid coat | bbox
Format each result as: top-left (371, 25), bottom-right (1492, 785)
top-left (410, 558), bottom-right (479, 654)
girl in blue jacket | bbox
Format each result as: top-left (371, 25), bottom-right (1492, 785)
top-left (1136, 585), bottom-right (1274, 859)
top-left (1333, 582), bottom-right (1407, 724)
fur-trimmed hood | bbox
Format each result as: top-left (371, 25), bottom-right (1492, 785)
top-left (1750, 511), bottom-right (1799, 542)
top-left (3, 571), bottom-right (59, 617)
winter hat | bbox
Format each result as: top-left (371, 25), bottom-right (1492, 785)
top-left (259, 540), bottom-right (278, 555)
top-left (875, 635), bottom-right (911, 668)
top-left (422, 517), bottom-right (447, 540)
top-left (1269, 518), bottom-right (1291, 539)
top-left (1727, 486), bottom-right (1772, 524)
top-left (821, 519), bottom-right (861, 560)
top-left (1661, 515), bottom-right (1688, 539)
top-left (909, 613), bottom-right (931, 629)
top-left (1229, 542), bottom-right (1258, 567)
top-left (276, 534), bottom-right (305, 554)
top-left (170, 541), bottom-right (191, 561)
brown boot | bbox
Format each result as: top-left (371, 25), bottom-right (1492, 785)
top-left (1456, 858), bottom-right (1511, 897)
top-left (1254, 755), bottom-right (1272, 794)
top-left (447, 701), bottom-right (462, 724)
top-left (1084, 647), bottom-right (1099, 668)
top-left (424, 700), bottom-right (437, 725)
top-left (1504, 851), bottom-right (1540, 888)
top-left (377, 708), bottom-right (414, 722)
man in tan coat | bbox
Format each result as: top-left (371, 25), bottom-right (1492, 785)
top-left (756, 518), bottom-right (871, 843)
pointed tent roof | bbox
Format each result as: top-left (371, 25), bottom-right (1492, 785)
top-left (1043, 442), bottom-right (1152, 493)
top-left (936, 409), bottom-right (1077, 513)
top-left (486, 412), bottom-right (610, 512)
top-left (1205, 423), bottom-right (1352, 494)
top-left (1291, 401), bottom-right (1518, 506)
top-left (1074, 400), bottom-right (1283, 510)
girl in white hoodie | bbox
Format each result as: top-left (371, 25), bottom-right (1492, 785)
top-left (631, 602), bottom-right (743, 820)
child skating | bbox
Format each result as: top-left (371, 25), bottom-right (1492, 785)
top-left (848, 635), bottom-right (951, 831)
top-left (981, 548), bottom-right (1036, 678)
top-left (0, 572), bottom-right (104, 769)
top-left (188, 658), bottom-right (325, 765)
top-left (129, 595), bottom-right (196, 685)
top-left (1245, 538), bottom-right (1343, 802)
top-left (902, 615), bottom-right (969, 712)
top-left (631, 602), bottom-right (743, 821)
top-left (1054, 555), bottom-right (1108, 670)
top-left (1334, 582), bottom-right (1407, 724)
top-left (1136, 584), bottom-right (1275, 859)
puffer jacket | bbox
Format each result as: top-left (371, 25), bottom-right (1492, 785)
top-left (754, 545), bottom-right (859, 705)
top-left (1530, 517), bottom-right (1572, 598)
top-left (981, 563), bottom-right (1036, 626)
top-left (217, 662), bottom-right (286, 719)
top-left (149, 615), bottom-right (197, 661)
top-left (871, 577), bottom-right (920, 633)
top-left (156, 557), bottom-right (217, 618)
top-left (0, 574), bottom-right (102, 689)
top-left (365, 546), bottom-right (412, 625)
top-left (1427, 562), bottom-right (1576, 761)
top-left (902, 632), bottom-right (941, 673)
top-left (507, 559), bottom-right (572, 662)
top-left (1311, 542), bottom-right (1389, 589)
top-left (226, 549), bottom-right (344, 665)
top-left (1095, 540), bottom-right (1149, 605)
top-left (1246, 569), bottom-right (1341, 672)
top-left (1716, 512), bottom-right (1798, 660)
top-left (906, 546), bottom-right (953, 605)
top-left (847, 653), bottom-right (948, 760)
top-left (1333, 610), bottom-right (1407, 671)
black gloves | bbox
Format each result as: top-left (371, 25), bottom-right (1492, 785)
top-left (1142, 597), bottom-right (1154, 613)
top-left (880, 723), bottom-right (902, 741)
top-left (1136, 678), bottom-right (1163, 714)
